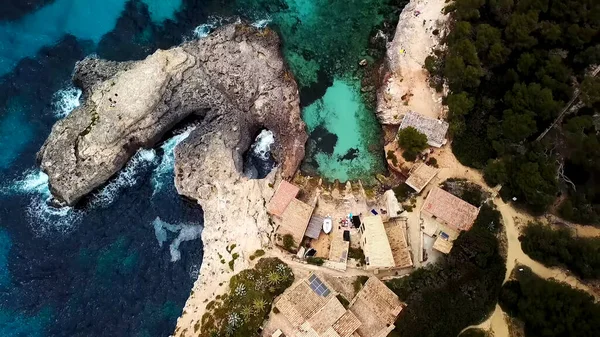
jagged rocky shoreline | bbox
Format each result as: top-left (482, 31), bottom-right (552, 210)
top-left (38, 23), bottom-right (307, 206)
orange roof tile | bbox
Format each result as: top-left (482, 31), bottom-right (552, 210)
top-left (268, 181), bottom-right (300, 217)
top-left (421, 187), bottom-right (479, 232)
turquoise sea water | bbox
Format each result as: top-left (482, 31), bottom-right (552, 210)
top-left (0, 0), bottom-right (401, 335)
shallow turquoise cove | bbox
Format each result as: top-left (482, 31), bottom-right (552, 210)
top-left (303, 78), bottom-right (383, 181)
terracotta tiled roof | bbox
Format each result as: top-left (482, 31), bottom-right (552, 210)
top-left (278, 198), bottom-right (314, 245)
top-left (268, 181), bottom-right (300, 217)
top-left (384, 219), bottom-right (413, 268)
top-left (332, 311), bottom-right (362, 337)
top-left (421, 187), bottom-right (479, 232)
top-left (361, 216), bottom-right (395, 269)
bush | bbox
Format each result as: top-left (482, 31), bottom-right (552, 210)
top-left (249, 249), bottom-right (266, 261)
top-left (397, 127), bottom-right (428, 162)
top-left (306, 257), bottom-right (325, 266)
top-left (387, 216), bottom-right (505, 337)
top-left (474, 202), bottom-right (502, 233)
top-left (499, 268), bottom-right (600, 337)
top-left (336, 294), bottom-right (350, 308)
top-left (426, 157), bottom-right (438, 167)
top-left (460, 329), bottom-right (489, 337)
top-left (200, 258), bottom-right (294, 337)
top-left (348, 247), bottom-right (366, 266)
top-left (387, 150), bottom-right (399, 167)
top-left (393, 184), bottom-right (414, 202)
top-left (520, 222), bottom-right (600, 279)
top-left (282, 234), bottom-right (296, 252)
top-left (353, 276), bottom-right (369, 293)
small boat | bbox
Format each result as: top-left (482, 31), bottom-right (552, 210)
top-left (323, 217), bottom-right (332, 234)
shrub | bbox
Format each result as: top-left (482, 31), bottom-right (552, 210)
top-left (199, 258), bottom-right (294, 337)
top-left (520, 222), bottom-right (600, 279)
top-left (353, 275), bottom-right (369, 293)
top-left (499, 268), bottom-right (600, 337)
top-left (282, 234), bottom-right (296, 252)
top-left (249, 249), bottom-right (266, 261)
top-left (387, 216), bottom-right (505, 337)
top-left (336, 294), bottom-right (350, 308)
top-left (387, 150), bottom-right (399, 167)
top-left (393, 184), bottom-right (414, 202)
top-left (426, 157), bottom-right (439, 167)
top-left (306, 257), bottom-right (325, 266)
top-left (397, 127), bottom-right (428, 162)
top-left (348, 247), bottom-right (366, 266)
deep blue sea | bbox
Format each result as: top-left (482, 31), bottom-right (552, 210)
top-left (0, 1), bottom-right (222, 336)
top-left (0, 0), bottom-right (398, 335)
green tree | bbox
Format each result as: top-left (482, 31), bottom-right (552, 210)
top-left (581, 76), bottom-right (600, 107)
top-left (447, 92), bottom-right (475, 118)
top-left (502, 109), bottom-right (537, 142)
top-left (475, 24), bottom-right (502, 52)
top-left (484, 159), bottom-right (508, 186)
top-left (397, 127), bottom-right (428, 161)
top-left (505, 11), bottom-right (539, 49)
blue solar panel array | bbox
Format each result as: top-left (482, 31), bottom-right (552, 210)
top-left (308, 274), bottom-right (331, 297)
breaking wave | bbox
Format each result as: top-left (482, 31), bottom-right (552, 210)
top-left (193, 16), bottom-right (226, 38)
top-left (2, 170), bottom-right (82, 236)
top-left (252, 129), bottom-right (274, 160)
top-left (51, 86), bottom-right (82, 118)
top-left (151, 127), bottom-right (194, 195)
top-left (252, 18), bottom-right (271, 29)
top-left (90, 148), bottom-right (158, 207)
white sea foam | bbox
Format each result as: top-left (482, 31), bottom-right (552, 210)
top-left (169, 224), bottom-right (203, 262)
top-left (52, 87), bottom-right (82, 118)
top-left (90, 148), bottom-right (158, 207)
top-left (252, 18), bottom-right (271, 29)
top-left (151, 127), bottom-right (194, 194)
top-left (152, 217), bottom-right (202, 262)
top-left (3, 169), bottom-right (81, 236)
top-left (251, 129), bottom-right (275, 160)
top-left (193, 16), bottom-right (226, 38)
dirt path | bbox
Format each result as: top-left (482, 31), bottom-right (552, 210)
top-left (497, 200), bottom-right (598, 298)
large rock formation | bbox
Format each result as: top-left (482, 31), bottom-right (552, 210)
top-left (38, 23), bottom-right (307, 205)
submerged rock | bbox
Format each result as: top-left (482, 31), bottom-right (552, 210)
top-left (38, 23), bottom-right (307, 205)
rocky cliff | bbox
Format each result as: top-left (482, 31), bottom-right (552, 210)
top-left (38, 23), bottom-right (307, 205)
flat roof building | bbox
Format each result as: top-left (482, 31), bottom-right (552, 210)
top-left (405, 163), bottom-right (439, 193)
top-left (359, 215), bottom-right (396, 270)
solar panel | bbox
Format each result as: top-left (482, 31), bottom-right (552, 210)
top-left (308, 274), bottom-right (330, 297)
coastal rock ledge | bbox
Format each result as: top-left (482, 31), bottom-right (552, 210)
top-left (38, 23), bottom-right (307, 206)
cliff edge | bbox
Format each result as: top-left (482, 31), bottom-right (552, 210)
top-left (38, 23), bottom-right (307, 206)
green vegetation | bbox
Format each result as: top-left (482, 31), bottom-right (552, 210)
top-left (520, 222), bottom-right (600, 279)
top-left (348, 247), bottom-right (366, 266)
top-left (397, 127), bottom-right (428, 161)
top-left (500, 267), bottom-right (600, 337)
top-left (353, 275), bottom-right (369, 293)
top-left (229, 253), bottom-right (240, 271)
top-left (249, 249), bottom-right (265, 261)
top-left (393, 184), bottom-right (415, 202)
top-left (441, 178), bottom-right (486, 206)
top-left (387, 150), bottom-right (399, 167)
top-left (387, 204), bottom-right (505, 337)
top-left (474, 202), bottom-right (502, 233)
top-left (428, 0), bottom-right (600, 214)
top-left (460, 328), bottom-right (489, 337)
top-left (282, 234), bottom-right (295, 252)
top-left (200, 258), bottom-right (294, 337)
top-left (306, 257), bottom-right (325, 266)
top-left (336, 294), bottom-right (350, 309)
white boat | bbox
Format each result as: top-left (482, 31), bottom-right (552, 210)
top-left (323, 217), bottom-right (332, 234)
